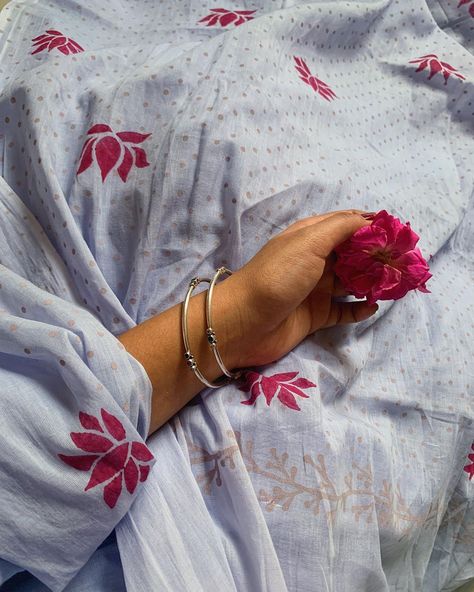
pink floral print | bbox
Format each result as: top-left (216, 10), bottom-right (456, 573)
top-left (58, 408), bottom-right (154, 508)
top-left (293, 56), bottom-right (337, 101)
top-left (464, 443), bottom-right (474, 480)
top-left (198, 8), bottom-right (256, 27)
top-left (458, 0), bottom-right (474, 18)
top-left (77, 124), bottom-right (151, 182)
top-left (239, 370), bottom-right (316, 410)
top-left (31, 30), bottom-right (84, 55)
top-left (409, 54), bottom-right (466, 84)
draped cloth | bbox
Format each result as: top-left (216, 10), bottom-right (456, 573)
top-left (0, 0), bottom-right (473, 590)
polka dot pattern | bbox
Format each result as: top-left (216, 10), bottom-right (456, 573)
top-left (0, 1), bottom-right (473, 590)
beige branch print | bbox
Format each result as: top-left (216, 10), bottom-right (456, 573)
top-left (187, 431), bottom-right (430, 533)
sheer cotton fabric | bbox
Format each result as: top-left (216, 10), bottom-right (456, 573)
top-left (0, 0), bottom-right (473, 591)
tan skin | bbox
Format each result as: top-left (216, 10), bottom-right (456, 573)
top-left (117, 209), bottom-right (378, 437)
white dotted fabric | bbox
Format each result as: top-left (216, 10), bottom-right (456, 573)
top-left (0, 1), bottom-right (473, 591)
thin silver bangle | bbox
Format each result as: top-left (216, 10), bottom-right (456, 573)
top-left (205, 267), bottom-right (244, 381)
top-left (181, 276), bottom-right (232, 389)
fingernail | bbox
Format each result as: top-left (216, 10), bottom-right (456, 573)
top-left (361, 212), bottom-right (377, 219)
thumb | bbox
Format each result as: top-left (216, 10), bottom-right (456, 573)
top-left (303, 212), bottom-right (372, 259)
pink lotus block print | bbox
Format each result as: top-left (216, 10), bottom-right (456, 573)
top-left (31, 30), bottom-right (83, 55)
top-left (293, 56), bottom-right (337, 101)
top-left (58, 408), bottom-right (154, 508)
top-left (77, 124), bottom-right (151, 182)
top-left (458, 0), bottom-right (474, 18)
top-left (409, 54), bottom-right (466, 84)
top-left (198, 8), bottom-right (256, 27)
top-left (239, 370), bottom-right (316, 411)
top-left (464, 443), bottom-right (474, 480)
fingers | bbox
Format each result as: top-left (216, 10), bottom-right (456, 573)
top-left (302, 211), bottom-right (372, 259)
top-left (322, 299), bottom-right (378, 328)
top-left (276, 209), bottom-right (368, 239)
top-left (332, 275), bottom-right (349, 297)
top-left (315, 267), bottom-right (349, 297)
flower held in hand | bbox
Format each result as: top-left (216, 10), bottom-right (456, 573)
top-left (333, 210), bottom-right (432, 305)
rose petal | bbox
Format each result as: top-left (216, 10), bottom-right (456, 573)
top-left (344, 267), bottom-right (382, 295)
top-left (71, 432), bottom-right (113, 453)
top-left (394, 250), bottom-right (431, 287)
top-left (379, 265), bottom-right (402, 292)
top-left (372, 210), bottom-right (405, 243)
top-left (101, 408), bottom-right (126, 441)
top-left (103, 473), bottom-right (123, 508)
top-left (85, 443), bottom-right (129, 491)
top-left (348, 225), bottom-right (388, 251)
top-left (46, 29), bottom-right (63, 35)
top-left (392, 223), bottom-right (419, 254)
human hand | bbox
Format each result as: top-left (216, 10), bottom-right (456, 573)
top-left (217, 210), bottom-right (379, 370)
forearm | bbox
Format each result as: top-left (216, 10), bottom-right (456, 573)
top-left (117, 274), bottom-right (246, 437)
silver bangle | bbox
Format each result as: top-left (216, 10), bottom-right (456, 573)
top-left (181, 276), bottom-right (232, 389)
top-left (206, 267), bottom-right (244, 381)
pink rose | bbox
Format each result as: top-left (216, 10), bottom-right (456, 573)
top-left (333, 210), bottom-right (432, 306)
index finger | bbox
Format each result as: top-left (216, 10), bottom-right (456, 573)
top-left (302, 211), bottom-right (373, 259)
top-left (276, 209), bottom-right (368, 239)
